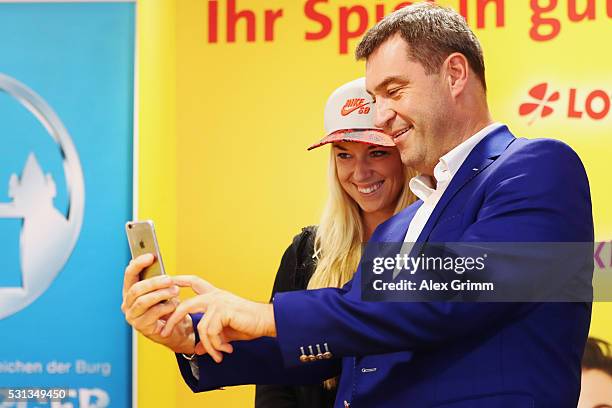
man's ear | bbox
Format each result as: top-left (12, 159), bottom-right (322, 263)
top-left (444, 53), bottom-right (469, 98)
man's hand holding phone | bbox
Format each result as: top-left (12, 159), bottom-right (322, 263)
top-left (121, 254), bottom-right (196, 354)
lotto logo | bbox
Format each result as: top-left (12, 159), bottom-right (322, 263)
top-left (519, 82), bottom-right (611, 125)
top-left (519, 83), bottom-right (560, 125)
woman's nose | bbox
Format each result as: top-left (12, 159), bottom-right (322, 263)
top-left (353, 159), bottom-right (373, 181)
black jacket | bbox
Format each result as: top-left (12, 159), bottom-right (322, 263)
top-left (254, 226), bottom-right (337, 408)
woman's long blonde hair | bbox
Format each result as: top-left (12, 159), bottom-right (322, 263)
top-left (308, 149), bottom-right (416, 291)
top-left (308, 148), bottom-right (416, 390)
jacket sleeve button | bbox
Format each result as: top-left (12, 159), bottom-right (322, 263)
top-left (323, 343), bottom-right (333, 359)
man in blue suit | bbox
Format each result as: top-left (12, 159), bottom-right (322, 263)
top-left (123, 3), bottom-right (593, 407)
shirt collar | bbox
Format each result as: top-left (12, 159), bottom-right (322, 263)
top-left (409, 175), bottom-right (435, 201)
top-left (409, 122), bottom-right (504, 201)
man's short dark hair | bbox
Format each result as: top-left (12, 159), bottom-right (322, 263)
top-left (582, 337), bottom-right (612, 376)
top-left (356, 2), bottom-right (487, 91)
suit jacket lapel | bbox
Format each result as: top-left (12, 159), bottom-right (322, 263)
top-left (417, 126), bottom-right (516, 243)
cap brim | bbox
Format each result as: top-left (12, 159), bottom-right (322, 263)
top-left (307, 129), bottom-right (395, 151)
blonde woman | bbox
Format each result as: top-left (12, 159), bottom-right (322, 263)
top-left (255, 77), bottom-right (416, 408)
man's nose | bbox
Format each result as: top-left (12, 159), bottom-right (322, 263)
top-left (373, 101), bottom-right (395, 131)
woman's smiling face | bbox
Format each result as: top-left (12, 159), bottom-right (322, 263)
top-left (333, 141), bottom-right (405, 217)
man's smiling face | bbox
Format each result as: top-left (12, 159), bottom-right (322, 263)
top-left (366, 34), bottom-right (453, 176)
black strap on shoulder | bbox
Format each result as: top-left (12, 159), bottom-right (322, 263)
top-left (293, 225), bottom-right (317, 290)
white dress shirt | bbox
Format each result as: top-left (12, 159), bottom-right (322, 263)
top-left (403, 122), bottom-right (504, 243)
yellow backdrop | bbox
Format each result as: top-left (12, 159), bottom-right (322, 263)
top-left (137, 0), bottom-right (612, 406)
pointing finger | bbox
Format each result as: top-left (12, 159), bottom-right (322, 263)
top-left (162, 295), bottom-right (209, 337)
top-left (172, 275), bottom-right (215, 295)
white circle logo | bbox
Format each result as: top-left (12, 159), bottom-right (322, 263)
top-left (0, 73), bottom-right (85, 319)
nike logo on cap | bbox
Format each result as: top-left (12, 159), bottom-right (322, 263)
top-left (341, 98), bottom-right (370, 116)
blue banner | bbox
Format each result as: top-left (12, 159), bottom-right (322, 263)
top-left (0, 3), bottom-right (134, 407)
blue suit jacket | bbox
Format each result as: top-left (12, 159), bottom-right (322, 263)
top-left (177, 126), bottom-right (593, 407)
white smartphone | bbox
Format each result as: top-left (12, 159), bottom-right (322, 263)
top-left (125, 220), bottom-right (166, 280)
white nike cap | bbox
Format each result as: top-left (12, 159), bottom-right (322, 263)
top-left (307, 77), bottom-right (394, 150)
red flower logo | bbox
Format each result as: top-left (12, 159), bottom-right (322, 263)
top-left (519, 83), bottom-right (560, 125)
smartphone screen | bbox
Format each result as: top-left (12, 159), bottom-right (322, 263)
top-left (125, 220), bottom-right (166, 280)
